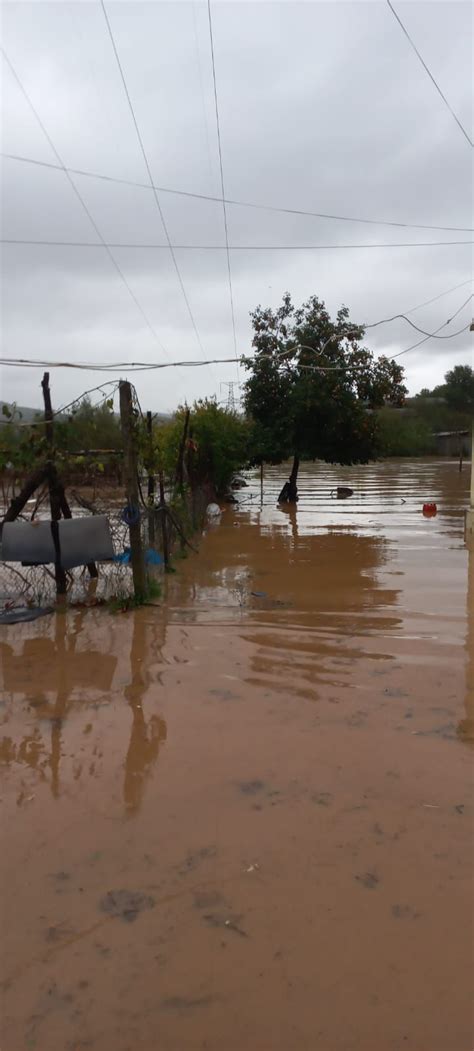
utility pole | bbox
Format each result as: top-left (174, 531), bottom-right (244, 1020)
top-left (119, 380), bottom-right (146, 596)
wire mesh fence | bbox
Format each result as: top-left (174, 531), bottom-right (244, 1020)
top-left (0, 473), bottom-right (212, 609)
top-left (0, 505), bottom-right (134, 607)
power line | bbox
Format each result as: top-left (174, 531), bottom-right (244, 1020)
top-left (0, 355), bottom-right (244, 371)
top-left (55, 380), bottom-right (120, 417)
top-left (403, 279), bottom-right (472, 316)
top-left (0, 48), bottom-right (174, 365)
top-left (192, 0), bottom-right (214, 186)
top-left (100, 0), bottom-right (212, 376)
top-left (391, 296), bottom-right (473, 359)
top-left (4, 380), bottom-right (121, 426)
top-left (3, 238), bottom-right (472, 250)
top-left (364, 303), bottom-right (472, 338)
top-left (2, 325), bottom-right (470, 373)
top-left (207, 0), bottom-right (238, 380)
top-left (3, 150), bottom-right (473, 234)
top-left (386, 0), bottom-right (473, 148)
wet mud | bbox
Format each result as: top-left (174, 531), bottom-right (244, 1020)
top-left (1, 459), bottom-right (472, 1050)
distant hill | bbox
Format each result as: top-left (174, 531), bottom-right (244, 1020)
top-left (1, 404), bottom-right (172, 425)
top-left (0, 404), bottom-right (44, 424)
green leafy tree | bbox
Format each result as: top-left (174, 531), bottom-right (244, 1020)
top-left (412, 365), bottom-right (473, 433)
top-left (55, 397), bottom-right (121, 453)
top-left (377, 408), bottom-right (435, 456)
top-left (145, 399), bottom-right (250, 498)
top-left (442, 365), bottom-right (474, 415)
top-left (243, 293), bottom-right (406, 500)
top-left (175, 399), bottom-right (249, 495)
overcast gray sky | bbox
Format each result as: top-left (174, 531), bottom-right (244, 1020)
top-left (1, 0), bottom-right (472, 414)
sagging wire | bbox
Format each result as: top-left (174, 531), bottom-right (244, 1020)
top-left (0, 379), bottom-right (121, 426)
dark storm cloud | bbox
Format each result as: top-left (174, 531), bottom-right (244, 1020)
top-left (1, 0), bottom-right (472, 411)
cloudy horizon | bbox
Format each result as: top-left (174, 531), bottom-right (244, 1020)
top-left (1, 0), bottom-right (472, 414)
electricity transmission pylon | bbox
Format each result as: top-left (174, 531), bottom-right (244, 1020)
top-left (220, 381), bottom-right (239, 412)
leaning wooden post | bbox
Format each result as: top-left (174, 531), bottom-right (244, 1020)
top-left (41, 372), bottom-right (67, 597)
top-left (119, 380), bottom-right (146, 598)
top-left (146, 411), bottom-right (155, 547)
top-left (1, 466), bottom-right (48, 529)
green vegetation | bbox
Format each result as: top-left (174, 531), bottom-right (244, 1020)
top-left (377, 365), bottom-right (473, 456)
top-left (427, 364), bottom-right (474, 415)
top-left (108, 577), bottom-right (161, 613)
top-left (243, 293), bottom-right (406, 498)
top-left (55, 397), bottom-right (122, 453)
top-left (2, 359), bottom-right (472, 515)
top-left (377, 409), bottom-right (436, 456)
top-left (144, 399), bottom-right (250, 497)
top-left (175, 399), bottom-right (249, 495)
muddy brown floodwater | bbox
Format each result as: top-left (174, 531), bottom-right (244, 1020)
top-left (1, 459), bottom-right (473, 1051)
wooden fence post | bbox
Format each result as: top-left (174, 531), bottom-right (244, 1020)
top-left (40, 372), bottom-right (98, 592)
top-left (158, 471), bottom-right (169, 569)
top-left (146, 411), bottom-right (155, 547)
top-left (175, 406), bottom-right (190, 490)
top-left (41, 372), bottom-right (67, 597)
top-left (119, 381), bottom-right (146, 597)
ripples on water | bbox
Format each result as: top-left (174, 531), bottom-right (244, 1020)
top-left (169, 458), bottom-right (472, 726)
top-left (237, 458), bottom-right (468, 543)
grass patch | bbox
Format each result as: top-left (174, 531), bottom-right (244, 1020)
top-left (109, 576), bottom-right (161, 613)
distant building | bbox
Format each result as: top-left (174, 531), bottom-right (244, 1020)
top-left (433, 430), bottom-right (471, 457)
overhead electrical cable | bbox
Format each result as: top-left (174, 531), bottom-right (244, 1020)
top-left (2, 238), bottom-right (472, 250)
top-left (402, 279), bottom-right (472, 315)
top-left (207, 0), bottom-right (238, 378)
top-left (100, 0), bottom-right (213, 376)
top-left (3, 150), bottom-right (471, 234)
top-left (391, 296), bottom-right (473, 359)
top-left (386, 0), bottom-right (473, 147)
top-left (0, 48), bottom-right (175, 364)
top-left (2, 324), bottom-right (470, 373)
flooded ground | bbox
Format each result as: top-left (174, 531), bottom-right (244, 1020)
top-left (1, 459), bottom-right (473, 1051)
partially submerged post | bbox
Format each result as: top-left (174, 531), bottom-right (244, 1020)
top-left (41, 373), bottom-right (98, 589)
top-left (458, 431), bottom-right (464, 473)
top-left (119, 380), bottom-right (146, 597)
top-left (158, 470), bottom-right (169, 569)
top-left (175, 406), bottom-right (190, 490)
top-left (146, 411), bottom-right (155, 547)
top-left (42, 372), bottom-right (67, 596)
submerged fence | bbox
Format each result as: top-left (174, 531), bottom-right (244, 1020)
top-left (0, 376), bottom-right (211, 609)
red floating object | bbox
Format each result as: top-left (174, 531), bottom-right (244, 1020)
top-left (423, 502), bottom-right (437, 517)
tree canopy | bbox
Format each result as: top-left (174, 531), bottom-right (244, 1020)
top-left (242, 293), bottom-right (406, 498)
top-left (442, 365), bottom-right (474, 415)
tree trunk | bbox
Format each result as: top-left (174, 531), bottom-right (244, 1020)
top-left (288, 454), bottom-right (300, 500)
top-left (278, 454), bottom-right (300, 503)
